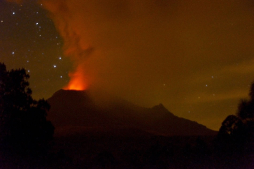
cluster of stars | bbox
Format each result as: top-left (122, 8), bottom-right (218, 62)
top-left (8, 3), bottom-right (64, 76)
top-left (196, 75), bottom-right (218, 100)
top-left (0, 0), bottom-right (72, 98)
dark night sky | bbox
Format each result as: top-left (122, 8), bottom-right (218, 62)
top-left (1, 0), bottom-right (254, 130)
top-left (0, 0), bottom-right (73, 96)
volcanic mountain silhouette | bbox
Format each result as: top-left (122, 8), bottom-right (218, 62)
top-left (47, 89), bottom-right (216, 136)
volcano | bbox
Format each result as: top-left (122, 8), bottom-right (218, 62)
top-left (47, 89), bottom-right (217, 136)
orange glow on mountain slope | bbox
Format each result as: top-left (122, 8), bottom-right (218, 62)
top-left (63, 67), bottom-right (88, 91)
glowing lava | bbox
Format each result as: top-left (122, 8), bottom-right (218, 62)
top-left (63, 67), bottom-right (88, 91)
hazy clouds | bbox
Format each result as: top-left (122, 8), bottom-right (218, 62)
top-left (7, 0), bottom-right (254, 130)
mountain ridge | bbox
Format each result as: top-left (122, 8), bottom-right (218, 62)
top-left (47, 89), bottom-right (217, 136)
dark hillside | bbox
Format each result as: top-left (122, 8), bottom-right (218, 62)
top-left (47, 89), bottom-right (217, 136)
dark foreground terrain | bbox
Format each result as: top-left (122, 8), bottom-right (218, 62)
top-left (1, 130), bottom-right (253, 169)
top-left (1, 90), bottom-right (253, 168)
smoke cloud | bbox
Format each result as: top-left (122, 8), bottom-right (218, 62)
top-left (6, 0), bottom-right (254, 130)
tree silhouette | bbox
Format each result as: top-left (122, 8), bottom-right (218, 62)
top-left (217, 82), bottom-right (254, 154)
top-left (0, 63), bottom-right (54, 154)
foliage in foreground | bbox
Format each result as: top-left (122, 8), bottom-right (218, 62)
top-left (0, 63), bottom-right (54, 155)
top-left (216, 82), bottom-right (254, 157)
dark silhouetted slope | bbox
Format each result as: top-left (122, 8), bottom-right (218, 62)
top-left (47, 89), bottom-right (217, 136)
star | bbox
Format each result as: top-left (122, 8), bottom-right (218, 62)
top-left (2, 0), bottom-right (254, 132)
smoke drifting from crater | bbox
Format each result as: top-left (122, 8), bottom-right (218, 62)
top-left (6, 0), bottom-right (254, 130)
